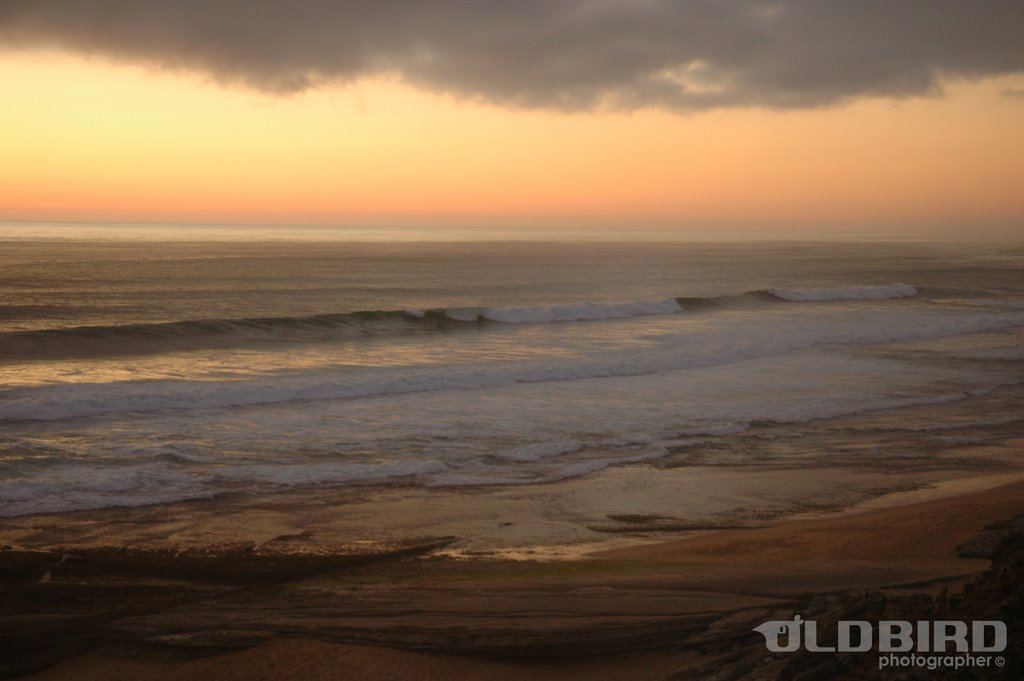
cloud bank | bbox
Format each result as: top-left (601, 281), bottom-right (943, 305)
top-left (2, 1), bottom-right (1022, 110)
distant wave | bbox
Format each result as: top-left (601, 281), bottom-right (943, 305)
top-left (428, 298), bottom-right (682, 323)
top-left (0, 284), bottom-right (918, 359)
top-left (763, 283), bottom-right (917, 302)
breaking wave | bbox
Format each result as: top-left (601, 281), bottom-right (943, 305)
top-left (2, 308), bottom-right (1022, 423)
top-left (0, 285), bottom-right (922, 359)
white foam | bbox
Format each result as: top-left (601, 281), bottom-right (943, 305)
top-left (0, 464), bottom-right (215, 517)
top-left (0, 459), bottom-right (451, 516)
top-left (766, 283), bottom-right (917, 302)
top-left (0, 386), bottom-right (1003, 516)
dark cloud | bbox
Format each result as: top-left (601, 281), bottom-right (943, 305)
top-left (1, 1), bottom-right (1022, 110)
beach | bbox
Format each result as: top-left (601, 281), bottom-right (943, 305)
top-left (3, 438), bottom-right (1023, 680)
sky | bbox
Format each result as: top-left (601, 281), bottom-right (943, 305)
top-left (1, 1), bottom-right (1023, 236)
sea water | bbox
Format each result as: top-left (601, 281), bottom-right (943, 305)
top-left (1, 224), bottom-right (1022, 516)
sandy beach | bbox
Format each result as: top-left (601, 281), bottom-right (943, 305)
top-left (3, 440), bottom-right (1023, 680)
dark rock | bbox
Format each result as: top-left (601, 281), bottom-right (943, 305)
top-left (50, 537), bottom-right (456, 583)
top-left (0, 550), bottom-right (59, 584)
top-left (957, 513), bottom-right (1024, 559)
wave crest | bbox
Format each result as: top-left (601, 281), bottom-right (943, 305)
top-left (0, 286), bottom-right (919, 360)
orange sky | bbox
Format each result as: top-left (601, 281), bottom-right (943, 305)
top-left (2, 50), bottom-right (1023, 235)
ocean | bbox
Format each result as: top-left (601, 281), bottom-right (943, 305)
top-left (2, 224), bottom-right (1023, 519)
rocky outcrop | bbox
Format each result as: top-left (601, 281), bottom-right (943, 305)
top-left (661, 525), bottom-right (1024, 680)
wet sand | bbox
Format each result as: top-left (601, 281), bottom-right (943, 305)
top-left (5, 442), bottom-right (1024, 680)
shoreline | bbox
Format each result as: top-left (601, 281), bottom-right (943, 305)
top-left (3, 387), bottom-right (1023, 679)
top-left (3, 444), bottom-right (1023, 679)
top-left (3, 428), bottom-right (1022, 561)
